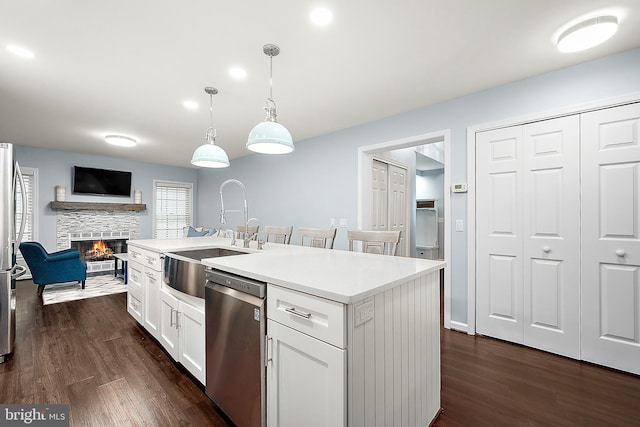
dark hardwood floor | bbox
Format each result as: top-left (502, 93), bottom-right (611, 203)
top-left (2, 279), bottom-right (639, 426)
top-left (0, 279), bottom-right (230, 426)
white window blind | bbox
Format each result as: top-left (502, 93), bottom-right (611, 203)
top-left (15, 168), bottom-right (36, 243)
top-left (153, 180), bottom-right (193, 239)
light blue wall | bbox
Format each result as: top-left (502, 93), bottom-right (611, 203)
top-left (14, 49), bottom-right (640, 326)
top-left (196, 48), bottom-right (640, 325)
top-left (15, 145), bottom-right (197, 251)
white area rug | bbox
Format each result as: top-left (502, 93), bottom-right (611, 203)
top-left (42, 275), bottom-right (127, 305)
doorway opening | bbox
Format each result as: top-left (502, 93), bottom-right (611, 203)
top-left (357, 129), bottom-right (452, 328)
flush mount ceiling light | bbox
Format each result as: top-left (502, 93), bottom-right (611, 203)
top-left (191, 87), bottom-right (230, 168)
top-left (557, 15), bottom-right (619, 53)
top-left (246, 44), bottom-right (294, 154)
top-left (104, 134), bottom-right (136, 147)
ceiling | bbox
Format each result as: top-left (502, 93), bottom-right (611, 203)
top-left (1, 1), bottom-right (639, 168)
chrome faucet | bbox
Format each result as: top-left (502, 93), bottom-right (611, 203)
top-left (219, 179), bottom-right (248, 247)
top-left (245, 217), bottom-right (260, 248)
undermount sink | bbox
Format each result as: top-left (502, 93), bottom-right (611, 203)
top-left (168, 247), bottom-right (248, 262)
top-left (163, 247), bottom-right (248, 298)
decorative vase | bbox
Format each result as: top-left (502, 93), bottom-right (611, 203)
top-left (55, 185), bottom-right (66, 201)
top-left (134, 189), bottom-right (142, 204)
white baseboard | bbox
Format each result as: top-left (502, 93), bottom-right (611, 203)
top-left (449, 321), bottom-right (469, 334)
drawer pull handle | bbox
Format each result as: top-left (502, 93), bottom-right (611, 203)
top-left (285, 307), bottom-right (311, 319)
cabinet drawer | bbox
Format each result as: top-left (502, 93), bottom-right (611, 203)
top-left (128, 246), bottom-right (163, 271)
top-left (128, 262), bottom-right (144, 295)
top-left (127, 291), bottom-right (143, 323)
top-left (142, 249), bottom-right (163, 271)
top-left (268, 285), bottom-right (345, 348)
top-left (128, 246), bottom-right (146, 264)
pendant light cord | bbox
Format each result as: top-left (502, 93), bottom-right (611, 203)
top-left (269, 53), bottom-right (274, 100)
top-left (207, 92), bottom-right (217, 143)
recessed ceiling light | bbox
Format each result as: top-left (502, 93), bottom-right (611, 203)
top-left (229, 67), bottom-right (247, 79)
top-left (310, 7), bottom-right (333, 26)
top-left (105, 135), bottom-right (137, 147)
top-left (557, 15), bottom-right (618, 53)
top-left (6, 44), bottom-right (34, 59)
top-left (183, 100), bottom-right (199, 110)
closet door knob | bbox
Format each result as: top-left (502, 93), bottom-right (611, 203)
top-left (616, 250), bottom-right (626, 257)
top-left (543, 246), bottom-right (551, 253)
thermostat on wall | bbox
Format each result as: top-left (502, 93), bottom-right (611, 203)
top-left (452, 183), bottom-right (468, 193)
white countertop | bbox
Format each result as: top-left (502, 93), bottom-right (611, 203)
top-left (128, 237), bottom-right (445, 304)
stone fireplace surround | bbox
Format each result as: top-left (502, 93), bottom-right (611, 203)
top-left (56, 209), bottom-right (140, 274)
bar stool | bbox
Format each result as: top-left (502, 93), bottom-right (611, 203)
top-left (347, 230), bottom-right (401, 256)
top-left (298, 227), bottom-right (337, 249)
top-left (264, 226), bottom-right (293, 244)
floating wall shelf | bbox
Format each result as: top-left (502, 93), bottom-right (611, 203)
top-left (49, 201), bottom-right (147, 211)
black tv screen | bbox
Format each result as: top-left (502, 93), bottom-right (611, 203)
top-left (72, 166), bottom-right (132, 197)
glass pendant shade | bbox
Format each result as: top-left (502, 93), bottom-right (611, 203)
top-left (247, 121), bottom-right (294, 154)
top-left (247, 44), bottom-right (294, 155)
top-left (191, 142), bottom-right (230, 168)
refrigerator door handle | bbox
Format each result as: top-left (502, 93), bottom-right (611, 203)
top-left (12, 162), bottom-right (27, 246)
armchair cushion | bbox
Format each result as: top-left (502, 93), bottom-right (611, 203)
top-left (19, 241), bottom-right (87, 287)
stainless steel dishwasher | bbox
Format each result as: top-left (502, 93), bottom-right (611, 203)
top-left (205, 268), bottom-right (266, 427)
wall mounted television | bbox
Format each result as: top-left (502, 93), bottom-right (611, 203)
top-left (72, 166), bottom-right (132, 197)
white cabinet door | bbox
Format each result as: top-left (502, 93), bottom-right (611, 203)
top-left (267, 319), bottom-right (346, 427)
top-left (178, 300), bottom-right (206, 384)
top-left (522, 116), bottom-right (580, 358)
top-left (581, 102), bottom-right (640, 375)
top-left (143, 268), bottom-right (162, 339)
top-left (159, 288), bottom-right (180, 361)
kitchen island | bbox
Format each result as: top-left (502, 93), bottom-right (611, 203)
top-left (126, 236), bottom-right (445, 427)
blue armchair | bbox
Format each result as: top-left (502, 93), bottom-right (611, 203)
top-left (19, 242), bottom-right (87, 297)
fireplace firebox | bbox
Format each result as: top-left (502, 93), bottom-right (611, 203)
top-left (68, 231), bottom-right (130, 273)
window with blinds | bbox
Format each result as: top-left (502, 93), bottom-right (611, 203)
top-left (15, 168), bottom-right (36, 243)
top-left (153, 180), bottom-right (193, 239)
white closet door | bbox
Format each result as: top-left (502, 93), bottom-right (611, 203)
top-left (522, 116), bottom-right (580, 358)
top-left (371, 159), bottom-right (388, 231)
top-left (476, 126), bottom-right (524, 343)
top-left (388, 164), bottom-right (407, 256)
top-left (581, 102), bottom-right (640, 375)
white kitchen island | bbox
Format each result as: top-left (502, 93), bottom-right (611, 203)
top-left (126, 236), bottom-right (445, 427)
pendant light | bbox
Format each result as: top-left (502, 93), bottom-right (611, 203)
top-left (191, 87), bottom-right (230, 168)
top-left (246, 44), bottom-right (294, 154)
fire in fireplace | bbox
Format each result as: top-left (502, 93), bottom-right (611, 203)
top-left (85, 240), bottom-right (114, 261)
top-left (71, 239), bottom-right (128, 263)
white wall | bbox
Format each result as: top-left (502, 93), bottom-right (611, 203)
top-left (197, 48), bottom-right (640, 326)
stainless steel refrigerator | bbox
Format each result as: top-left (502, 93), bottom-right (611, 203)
top-left (0, 142), bottom-right (26, 363)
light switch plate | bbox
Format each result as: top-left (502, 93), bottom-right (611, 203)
top-left (455, 219), bottom-right (464, 232)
